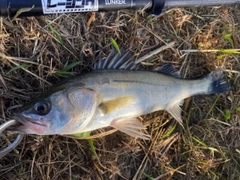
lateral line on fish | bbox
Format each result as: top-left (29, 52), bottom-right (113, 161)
top-left (113, 79), bottom-right (160, 86)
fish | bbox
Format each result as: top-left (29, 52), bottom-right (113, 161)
top-left (11, 48), bottom-right (231, 139)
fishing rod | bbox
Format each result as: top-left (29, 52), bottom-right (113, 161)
top-left (0, 0), bottom-right (239, 17)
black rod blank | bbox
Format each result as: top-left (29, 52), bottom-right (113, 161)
top-left (0, 0), bottom-right (239, 17)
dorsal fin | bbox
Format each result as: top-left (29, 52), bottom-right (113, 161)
top-left (153, 64), bottom-right (181, 78)
top-left (93, 48), bottom-right (135, 70)
top-left (94, 48), bottom-right (181, 78)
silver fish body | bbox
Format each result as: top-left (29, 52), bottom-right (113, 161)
top-left (12, 50), bottom-right (231, 139)
top-left (76, 70), bottom-right (213, 130)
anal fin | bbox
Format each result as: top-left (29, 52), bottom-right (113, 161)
top-left (167, 102), bottom-right (183, 124)
top-left (110, 117), bottom-right (150, 140)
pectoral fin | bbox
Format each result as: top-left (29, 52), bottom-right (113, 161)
top-left (98, 96), bottom-right (134, 115)
top-left (110, 117), bottom-right (150, 140)
top-left (167, 102), bottom-right (183, 124)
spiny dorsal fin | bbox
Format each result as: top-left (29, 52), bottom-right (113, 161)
top-left (94, 48), bottom-right (135, 70)
top-left (94, 49), bottom-right (181, 78)
top-left (153, 64), bottom-right (181, 78)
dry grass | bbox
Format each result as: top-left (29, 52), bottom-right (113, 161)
top-left (0, 5), bottom-right (240, 180)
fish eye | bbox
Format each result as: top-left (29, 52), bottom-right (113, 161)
top-left (33, 100), bottom-right (51, 115)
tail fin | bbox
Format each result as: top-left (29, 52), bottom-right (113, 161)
top-left (207, 70), bottom-right (231, 94)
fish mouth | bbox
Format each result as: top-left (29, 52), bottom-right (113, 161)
top-left (8, 114), bottom-right (46, 134)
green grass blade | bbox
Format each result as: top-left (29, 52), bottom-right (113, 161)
top-left (55, 61), bottom-right (81, 76)
top-left (72, 131), bottom-right (91, 137)
top-left (207, 147), bottom-right (220, 153)
top-left (88, 138), bottom-right (99, 160)
top-left (13, 5), bottom-right (35, 19)
top-left (46, 21), bottom-right (63, 45)
top-left (72, 132), bottom-right (100, 162)
top-left (161, 123), bottom-right (177, 139)
top-left (209, 170), bottom-right (219, 179)
top-left (224, 110), bottom-right (231, 121)
top-left (205, 94), bottom-right (220, 119)
top-left (110, 37), bottom-right (120, 53)
top-left (219, 49), bottom-right (240, 55)
top-left (61, 61), bottom-right (81, 72)
top-left (44, 19), bottom-right (81, 62)
top-left (236, 106), bottom-right (240, 112)
top-left (192, 136), bottom-right (208, 148)
top-left (143, 172), bottom-right (154, 180)
top-left (7, 64), bottom-right (30, 75)
top-left (223, 34), bottom-right (234, 48)
top-left (192, 137), bottom-right (219, 152)
top-left (55, 71), bottom-right (76, 76)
